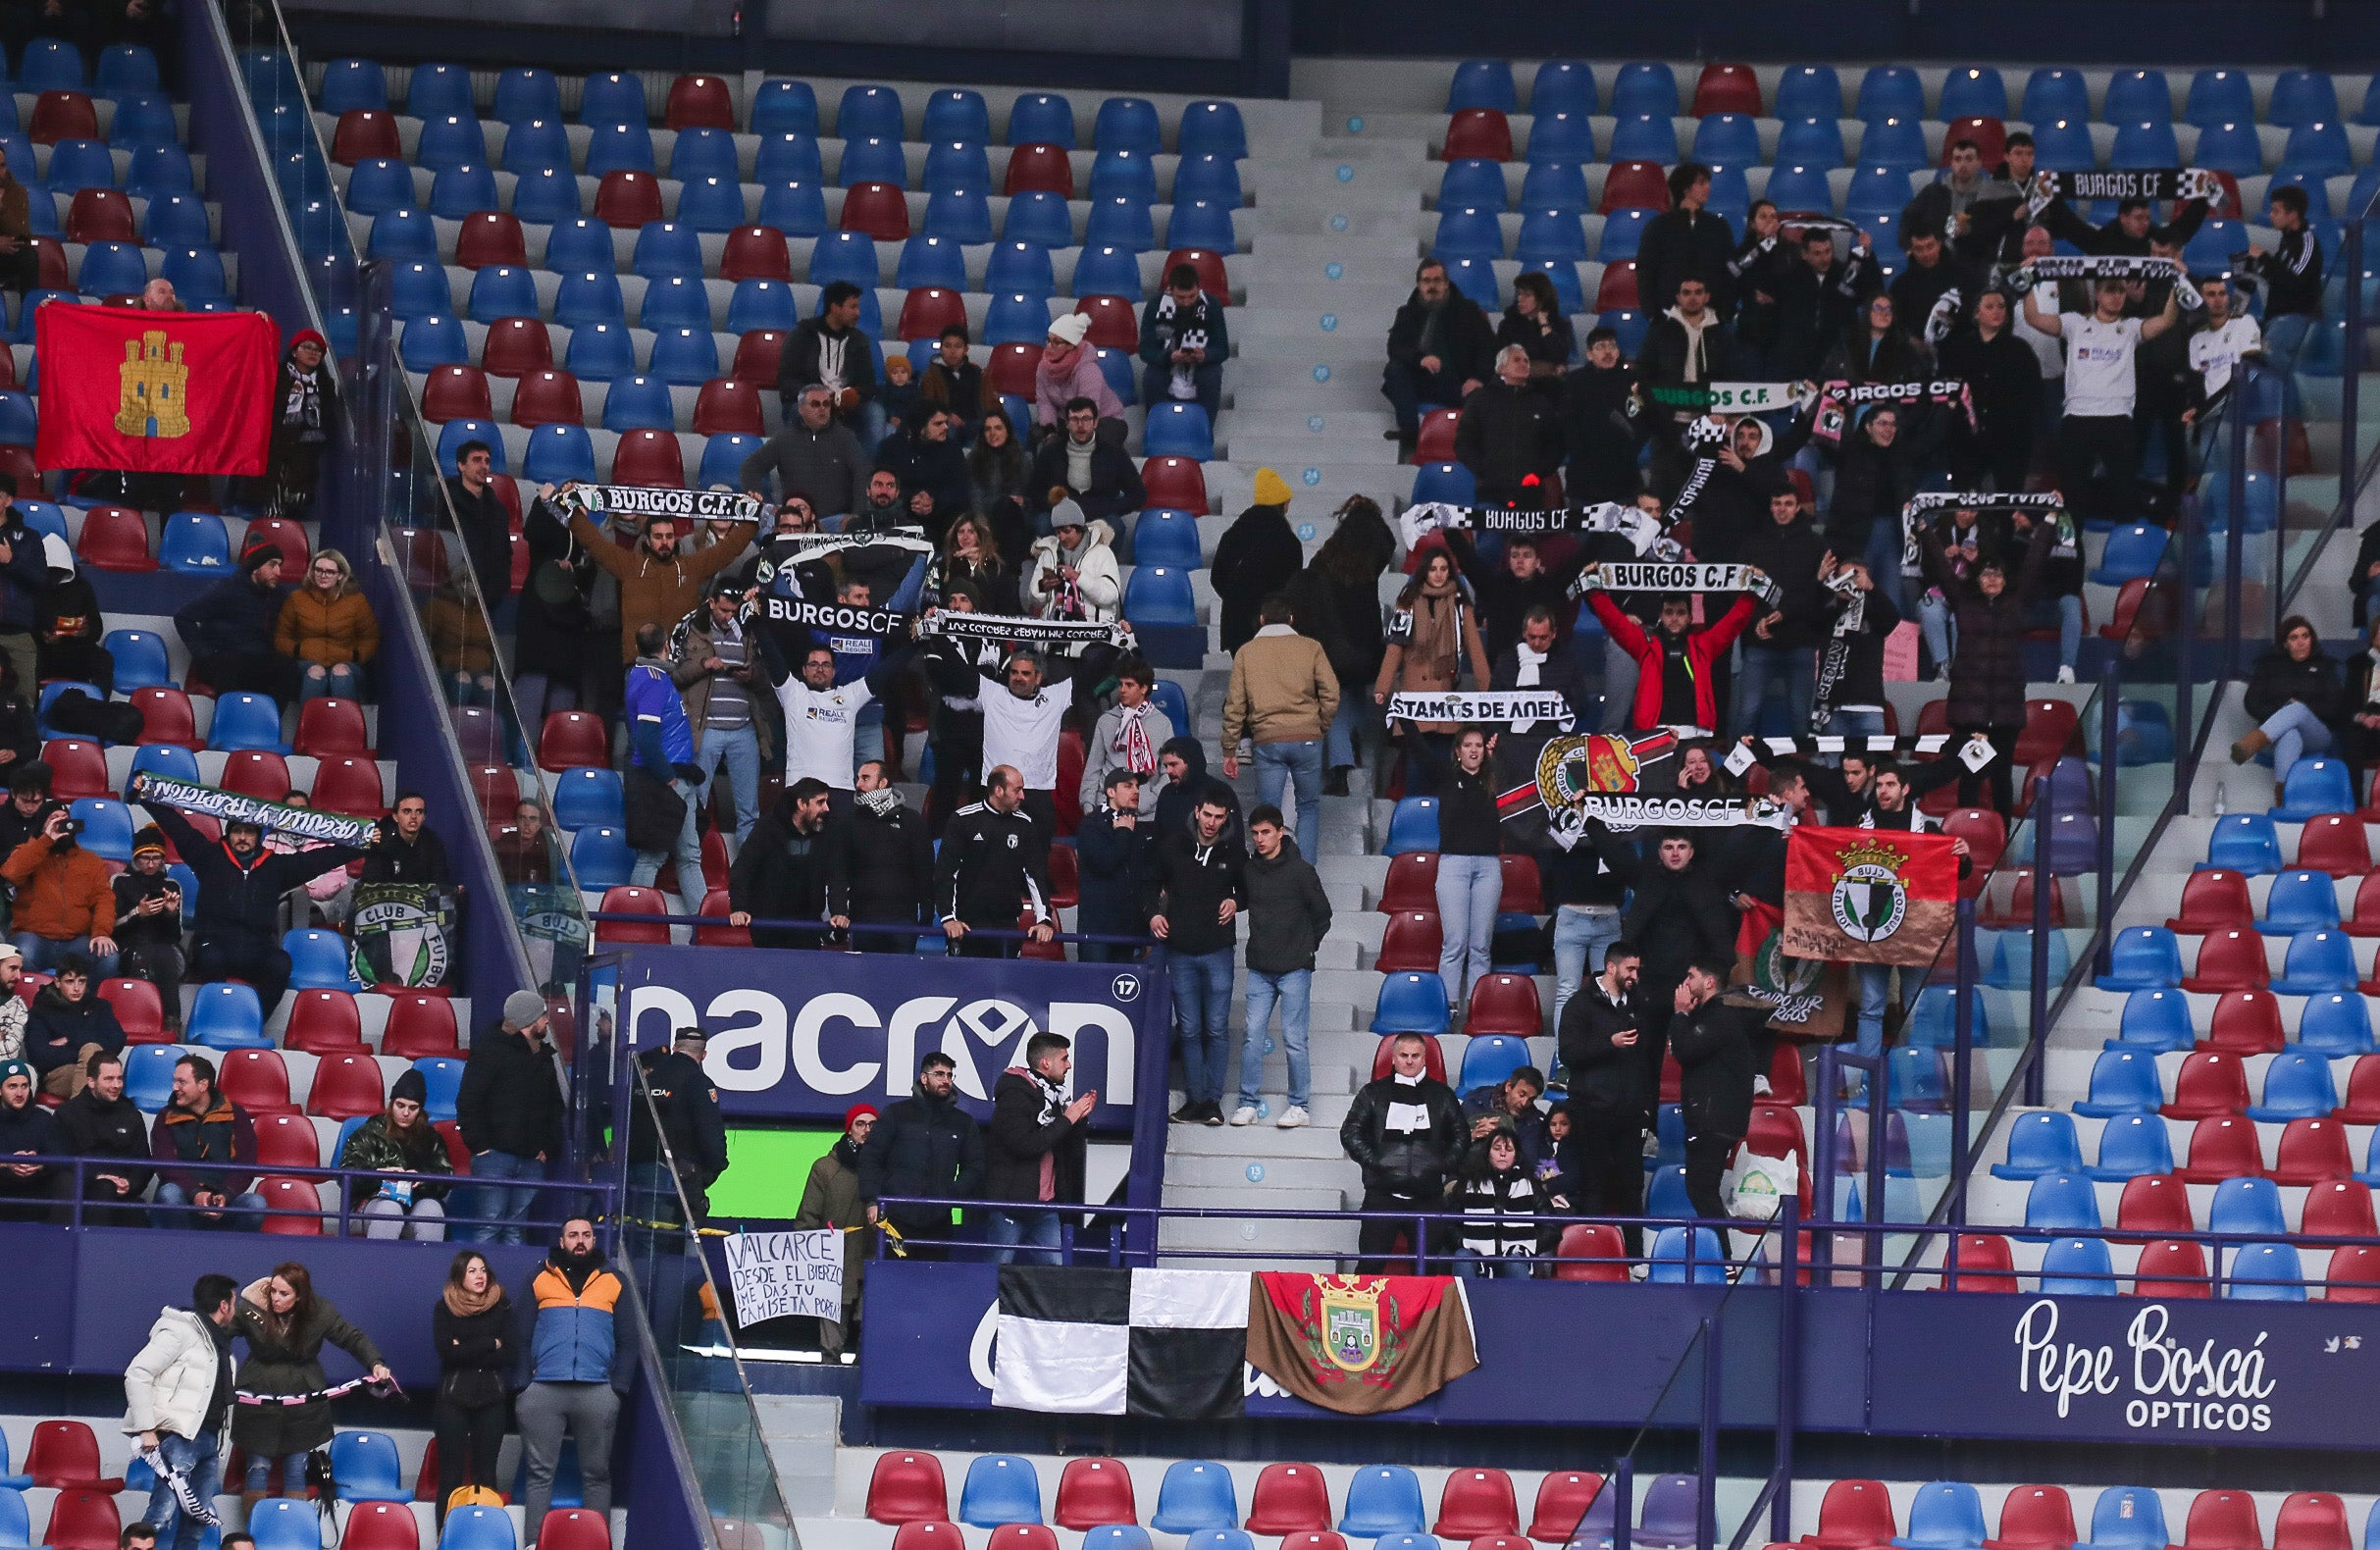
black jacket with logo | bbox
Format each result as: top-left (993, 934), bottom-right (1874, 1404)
top-left (936, 801), bottom-right (1050, 931)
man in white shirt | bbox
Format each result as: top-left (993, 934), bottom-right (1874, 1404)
top-left (2184, 275), bottom-right (2263, 414)
top-left (975, 647), bottom-right (1073, 865)
top-left (2022, 276), bottom-right (2182, 522)
top-left (759, 633), bottom-right (915, 808)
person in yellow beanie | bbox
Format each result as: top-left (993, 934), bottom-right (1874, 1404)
top-left (1210, 467), bottom-right (1301, 653)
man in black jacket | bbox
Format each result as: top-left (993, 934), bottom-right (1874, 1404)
top-left (1454, 347), bottom-right (1563, 506)
top-left (1638, 279), bottom-right (1743, 494)
top-left (358, 791), bottom-right (454, 889)
top-left (454, 988), bottom-right (566, 1245)
top-left (1583, 823), bottom-right (1740, 1082)
top-left (627, 1026), bottom-right (728, 1222)
top-left (1555, 941), bottom-right (1648, 1251)
top-left (1340, 1032), bottom-right (1467, 1271)
top-left (856, 1051), bottom-right (985, 1257)
top-left (821, 761), bottom-right (933, 952)
top-left (1233, 804), bottom-right (1331, 1128)
top-left (443, 439), bottom-right (513, 604)
top-left (983, 1030), bottom-right (1095, 1265)
top-left (1773, 227), bottom-right (1879, 383)
top-left (172, 543), bottom-right (292, 704)
top-left (1488, 606), bottom-right (1593, 805)
top-left (728, 778), bottom-right (832, 950)
top-left (57, 1049), bottom-right (149, 1225)
top-left (1076, 768), bottom-right (1155, 963)
top-left (1638, 164), bottom-right (1739, 317)
top-left (1028, 398), bottom-right (1147, 526)
top-left (133, 782), bottom-right (373, 1017)
top-left (1733, 482), bottom-right (1833, 736)
top-left (937, 766), bottom-right (1054, 958)
top-left (1670, 956), bottom-right (1763, 1223)
top-left (1382, 259), bottom-right (1495, 451)
top-left (780, 282), bottom-right (883, 450)
top-left (875, 406), bottom-right (971, 542)
top-left (1448, 535), bottom-right (1587, 665)
top-left (1559, 328), bottom-right (1643, 503)
top-left (1147, 792), bottom-right (1245, 1124)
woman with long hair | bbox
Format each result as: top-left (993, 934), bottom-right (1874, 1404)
top-left (336, 1067), bottom-right (453, 1239)
top-left (1372, 548), bottom-right (1490, 793)
top-left (432, 1250), bottom-right (513, 1524)
top-left (233, 1262), bottom-right (390, 1508)
top-left (1422, 725), bottom-right (1505, 1011)
top-left (1448, 1118), bottom-right (1542, 1278)
top-left (274, 547), bottom-right (379, 701)
top-left (2237, 614), bottom-right (2346, 791)
top-left (927, 513), bottom-right (1018, 615)
top-left (1494, 270), bottom-right (1571, 377)
top-left (1290, 496), bottom-right (1397, 792)
top-left (1826, 291), bottom-right (1933, 384)
top-left (965, 407), bottom-right (1034, 561)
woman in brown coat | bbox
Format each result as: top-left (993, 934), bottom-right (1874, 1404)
top-left (275, 548), bottom-right (380, 701)
top-left (1371, 547), bottom-right (1490, 795)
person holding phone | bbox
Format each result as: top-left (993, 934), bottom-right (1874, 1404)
top-left (6, 801), bottom-right (117, 975)
top-left (981, 1031), bottom-right (1095, 1265)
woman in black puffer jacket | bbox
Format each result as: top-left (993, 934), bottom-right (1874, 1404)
top-left (1936, 520), bottom-right (2053, 814)
top-left (2235, 615), bottom-right (2347, 792)
top-left (431, 1250), bottom-right (513, 1525)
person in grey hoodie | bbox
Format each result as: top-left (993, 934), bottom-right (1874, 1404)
top-left (1231, 804), bottom-right (1332, 1130)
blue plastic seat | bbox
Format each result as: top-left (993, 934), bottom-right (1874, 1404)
top-left (957, 1455), bottom-right (1042, 1528)
top-left (1442, 159), bottom-right (1509, 212)
top-left (1430, 205), bottom-right (1503, 260)
top-left (1072, 243), bottom-right (1146, 302)
top-left (806, 230), bottom-right (881, 291)
top-left (2248, 1049), bottom-right (2341, 1120)
top-left (1410, 460), bottom-right (1476, 507)
top-left (1514, 207), bottom-right (1585, 263)
top-left (1131, 509), bottom-right (1202, 568)
top-left (490, 66), bottom-right (560, 127)
top-left (1338, 1468), bottom-right (1424, 1537)
top-left (433, 418), bottom-right (500, 475)
top-left (500, 119), bottom-right (574, 180)
top-left (1165, 199), bottom-right (1236, 251)
top-left (465, 265), bottom-right (538, 325)
top-left (318, 59), bottom-right (388, 116)
top-left (1902, 985), bottom-right (1990, 1050)
top-left (1891, 1483), bottom-right (1988, 1550)
top-left (550, 766), bottom-right (627, 831)
top-left (284, 928), bottom-right (358, 991)
top-left (921, 187), bottom-right (993, 244)
top-left (157, 511), bottom-right (231, 575)
top-left (667, 127), bottom-right (738, 184)
top-left (2110, 988), bottom-right (2194, 1053)
top-left (2225, 1242), bottom-right (2307, 1301)
top-left (403, 62), bottom-right (473, 121)
top-left (1607, 114), bottom-right (1679, 164)
top-left (989, 186), bottom-right (1073, 248)
top-left (1983, 927), bottom-right (2071, 991)
top-left (2090, 522), bottom-right (2165, 586)
top-left (158, 246), bottom-right (227, 303)
top-left (2083, 1489), bottom-right (2170, 1550)
top-left (1888, 1047), bottom-right (1947, 1111)
top-left (596, 375), bottom-right (672, 432)
top-left (522, 423), bottom-right (600, 484)
top-left (2038, 1236), bottom-right (2117, 1296)
top-left (916, 87), bottom-right (990, 147)
top-left (510, 167), bottom-right (581, 225)
top-left (553, 271), bottom-right (627, 331)
top-left (1763, 164), bottom-right (1836, 214)
top-left (1991, 1111), bottom-right (2085, 1180)
top-left (1856, 116), bottom-right (1927, 171)
top-left (983, 291), bottom-right (1054, 347)
top-left (2204, 813), bottom-right (2284, 874)
top-left (2072, 1049), bottom-right (2163, 1117)
top-left (417, 162), bottom-right (496, 222)
top-left (2209, 1176), bottom-right (2289, 1237)
top-left (978, 240), bottom-right (1053, 300)
top-left (1518, 257), bottom-right (1583, 316)
top-left (750, 79), bottom-right (819, 137)
top-left (1085, 195), bottom-right (1156, 251)
top-left (1774, 117), bottom-right (1847, 168)
top-left (123, 1042), bottom-right (181, 1110)
top-left (1609, 62), bottom-right (1679, 119)
top-left (209, 691), bottom-right (287, 753)
top-left (2259, 870), bottom-right (2342, 934)
top-left (2190, 124), bottom-right (2264, 179)
top-left (0, 391), bottom-right (34, 449)
top-left (1009, 92), bottom-right (1077, 150)
top-left (1511, 161), bottom-right (1584, 214)
top-left (1094, 97), bottom-right (1162, 156)
top-left (698, 434), bottom-right (762, 491)
top-left (2017, 68), bottom-right (2090, 125)
top-left (887, 235), bottom-right (963, 293)
top-left (1930, 66), bottom-right (2003, 121)
top-left (724, 279), bottom-right (797, 336)
top-left (746, 132), bottom-right (824, 190)
top-left (412, 1057), bottom-right (465, 1121)
top-left (1122, 565), bottom-right (1197, 629)
top-left (2297, 993), bottom-right (2374, 1057)
top-left (189, 982), bottom-right (267, 1050)
top-left (1435, 255), bottom-right (1499, 310)
top-left (748, 179), bottom-right (823, 237)
top-left (1843, 164), bottom-right (1915, 218)
top-left (2274, 758), bottom-right (2355, 820)
top-left (1089, 147), bottom-right (1158, 205)
top-left (1447, 60), bottom-right (1518, 114)
top-left (2089, 1112), bottom-right (2176, 1181)
top-left (2179, 70), bottom-right (2254, 129)
top-left (2271, 930), bottom-right (2358, 995)
top-left (2094, 926), bottom-right (2183, 992)
top-left (100, 629), bottom-right (169, 691)
top-left (672, 176), bottom-right (743, 233)
top-left (2028, 119), bottom-right (2096, 174)
top-left (1526, 111), bottom-right (1597, 164)
top-left (1647, 1225), bottom-right (1727, 1284)
top-left (66, 797), bottom-right (129, 861)
top-left (2109, 120), bottom-right (2181, 168)
top-left (142, 191), bottom-right (211, 247)
top-left (625, 221), bottom-right (700, 283)
top-left (247, 1499), bottom-right (317, 1550)
top-left (1371, 971), bottom-right (1450, 1035)
top-left (1173, 153), bottom-right (1243, 208)
top-left (342, 158), bottom-right (412, 217)
top-left (1773, 66), bottom-right (1841, 120)
top-left (440, 1506), bottom-right (516, 1550)
top-left (325, 1432), bottom-right (404, 1504)
top-left (2271, 71), bottom-right (2342, 128)
top-left (1151, 1461), bottom-right (1238, 1533)
top-left (837, 135), bottom-right (906, 189)
top-left (1178, 100), bottom-right (1247, 161)
top-left (922, 140), bottom-right (992, 197)
top-left (1456, 1033), bottom-right (1529, 1094)
top-left (1853, 65), bottom-right (1923, 122)
top-left (43, 137), bottom-right (113, 195)
top-left (1689, 113), bottom-right (1759, 167)
top-left (575, 72), bottom-right (646, 128)
top-left (536, 217), bottom-right (610, 274)
top-left (836, 83), bottom-right (904, 143)
top-left (639, 275), bottom-right (712, 332)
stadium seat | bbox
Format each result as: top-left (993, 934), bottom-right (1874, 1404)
top-left (2167, 868), bottom-right (2251, 931)
top-left (2297, 813), bottom-right (2370, 879)
top-left (2260, 870), bottom-right (2342, 934)
top-left (1447, 61), bottom-right (1518, 114)
top-left (1051, 1459), bottom-right (1136, 1531)
top-left (2163, 1050), bottom-right (2251, 1118)
top-left (2276, 759), bottom-right (2355, 820)
top-left (2201, 989), bottom-right (2285, 1055)
top-left (2095, 926), bottom-right (2183, 991)
top-left (1992, 1112), bottom-right (2085, 1180)
top-left (1148, 1464), bottom-right (1238, 1534)
top-left (1376, 852), bottom-right (1438, 912)
top-left (2272, 929), bottom-right (2359, 994)
top-left (717, 225), bottom-right (794, 284)
top-left (2277, 1122), bottom-right (2358, 1188)
top-left (1340, 1470), bottom-right (1424, 1538)
top-left (2038, 1236), bottom-right (2117, 1296)
top-left (307, 1051), bottom-right (388, 1119)
top-left (2180, 928), bottom-right (2268, 994)
top-left (285, 928), bottom-right (358, 992)
top-left (2178, 1114), bottom-right (2265, 1183)
top-left (2298, 992), bottom-right (2375, 1057)
top-left (208, 691), bottom-right (287, 754)
top-left (1371, 968), bottom-right (1452, 1035)
top-left (1455, 1032), bottom-right (1531, 1091)
top-left (1432, 1473), bottom-right (1518, 1540)
top-left (2249, 1049), bottom-right (2341, 1119)
top-left (1441, 109), bottom-right (1513, 163)
top-left (1647, 1226), bottom-right (1727, 1283)
top-left (959, 1457), bottom-right (1043, 1528)
top-left (1141, 456), bottom-right (1209, 514)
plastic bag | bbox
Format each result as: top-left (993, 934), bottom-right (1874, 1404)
top-left (1724, 1148), bottom-right (1800, 1219)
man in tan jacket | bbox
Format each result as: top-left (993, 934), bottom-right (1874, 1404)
top-left (1220, 595), bottom-right (1339, 863)
top-left (567, 509), bottom-right (759, 664)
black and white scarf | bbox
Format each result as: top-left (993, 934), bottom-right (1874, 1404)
top-left (1572, 561), bottom-right (1783, 608)
top-left (762, 594), bottom-right (913, 637)
top-left (1385, 691), bottom-right (1576, 729)
top-left (2028, 167), bottom-right (2220, 215)
top-left (1897, 491), bottom-right (2073, 577)
top-left (556, 485), bottom-right (764, 524)
top-left (1398, 499), bottom-right (1679, 558)
top-left (1809, 567), bottom-right (1868, 733)
top-left (130, 774), bottom-right (377, 848)
top-left (1148, 291), bottom-right (1213, 402)
top-left (857, 787), bottom-right (904, 818)
top-left (2010, 254), bottom-right (2187, 287)
top-left (1641, 381), bottom-right (1814, 415)
top-left (921, 611), bottom-right (1132, 647)
top-left (1812, 380), bottom-right (1977, 446)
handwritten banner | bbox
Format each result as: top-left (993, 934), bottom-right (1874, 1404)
top-left (721, 1229), bottom-right (845, 1326)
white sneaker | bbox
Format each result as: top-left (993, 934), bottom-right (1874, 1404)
top-left (2056, 665), bottom-right (2076, 684)
top-left (1276, 1105), bottom-right (1310, 1128)
top-left (1228, 1105), bottom-right (1258, 1126)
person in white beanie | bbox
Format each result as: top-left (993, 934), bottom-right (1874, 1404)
top-left (1032, 312), bottom-right (1124, 443)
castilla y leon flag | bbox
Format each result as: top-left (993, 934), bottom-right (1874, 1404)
top-left (1244, 1272), bottom-right (1477, 1415)
top-left (33, 304), bottom-right (278, 476)
top-left (1785, 825), bottom-right (1960, 966)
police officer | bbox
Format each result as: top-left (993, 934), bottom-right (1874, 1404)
top-left (934, 765), bottom-right (1055, 958)
top-left (629, 1025), bottom-right (729, 1221)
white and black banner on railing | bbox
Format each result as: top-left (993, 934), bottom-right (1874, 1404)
top-left (762, 594), bottom-right (915, 637)
top-left (2013, 254), bottom-right (2189, 287)
top-left (2031, 168), bottom-right (2220, 207)
top-left (1898, 491), bottom-right (2075, 576)
top-left (1573, 562), bottom-right (1783, 609)
top-left (920, 611), bottom-right (1134, 648)
top-left (556, 485), bottom-right (764, 524)
top-left (129, 774), bottom-right (379, 848)
top-left (1384, 691), bottom-right (1578, 729)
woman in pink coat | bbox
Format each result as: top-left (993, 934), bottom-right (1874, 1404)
top-left (1033, 311), bottom-right (1123, 438)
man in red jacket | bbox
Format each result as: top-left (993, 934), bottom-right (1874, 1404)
top-left (1578, 569), bottom-right (1759, 738)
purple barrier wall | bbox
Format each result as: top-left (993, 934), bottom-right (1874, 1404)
top-left (858, 1262), bottom-right (2380, 1452)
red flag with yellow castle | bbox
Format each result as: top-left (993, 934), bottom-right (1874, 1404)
top-left (34, 304), bottom-right (277, 475)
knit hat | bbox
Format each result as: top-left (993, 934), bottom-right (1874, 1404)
top-left (1252, 467), bottom-right (1292, 507)
top-left (844, 1103), bottom-right (879, 1132)
top-left (1046, 312), bottom-right (1090, 347)
top-left (0, 1059), bottom-right (32, 1089)
top-left (131, 824), bottom-right (165, 858)
top-left (390, 1068), bottom-right (428, 1107)
top-left (1049, 497), bottom-right (1087, 532)
top-left (502, 989), bottom-right (547, 1029)
top-left (288, 329), bottom-right (329, 356)
top-left (240, 542), bottom-right (285, 575)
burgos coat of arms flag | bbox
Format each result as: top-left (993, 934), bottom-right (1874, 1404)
top-left (1245, 1273), bottom-right (1478, 1415)
top-left (1782, 826), bottom-right (1960, 967)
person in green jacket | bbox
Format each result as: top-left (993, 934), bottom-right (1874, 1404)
top-left (337, 1068), bottom-right (453, 1239)
top-left (794, 1105), bottom-right (875, 1359)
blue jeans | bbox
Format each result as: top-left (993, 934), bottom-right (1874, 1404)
top-left (150, 1181), bottom-right (265, 1230)
top-left (1733, 645), bottom-right (1816, 737)
top-left (985, 1208), bottom-right (1062, 1266)
top-left (13, 932), bottom-right (117, 977)
top-left (1435, 852), bottom-right (1501, 1004)
top-left (1255, 739), bottom-right (1323, 862)
top-left (694, 722), bottom-right (762, 851)
top-left (1919, 590), bottom-right (1956, 670)
top-left (1325, 696), bottom-right (1362, 770)
top-left (1855, 963), bottom-right (1901, 1065)
top-left (1240, 968), bottom-right (1312, 1110)
top-left (2023, 594), bottom-right (2084, 673)
top-left (629, 775), bottom-right (707, 929)
top-left (1826, 708), bottom-right (1888, 739)
top-left (2261, 700), bottom-right (2334, 782)
top-left (1552, 904), bottom-right (1622, 1028)
top-left (471, 1149), bottom-right (543, 1245)
top-left (1169, 947), bottom-right (1235, 1105)
top-left (1455, 1248), bottom-right (1534, 1279)
top-left (298, 661), bottom-right (361, 701)
top-left (2263, 312), bottom-right (2314, 371)
top-left (145, 1429), bottom-right (220, 1550)
top-left (1601, 633), bottom-right (1639, 733)
top-left (245, 1448), bottom-right (311, 1495)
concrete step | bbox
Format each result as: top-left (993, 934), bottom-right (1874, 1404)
top-left (1164, 1119), bottom-right (1357, 1160)
top-left (1243, 206), bottom-right (1423, 241)
top-left (1167, 1089), bottom-right (1359, 1127)
top-left (1251, 280), bottom-right (1415, 312)
top-left (1224, 432), bottom-right (1406, 468)
top-left (1250, 232), bottom-right (1423, 262)
top-left (1166, 1151), bottom-right (1361, 1191)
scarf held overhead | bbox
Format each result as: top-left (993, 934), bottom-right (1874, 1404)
top-left (921, 611), bottom-right (1131, 647)
top-left (556, 485), bottom-right (764, 524)
top-left (1573, 562), bottom-right (1783, 609)
top-left (1897, 491), bottom-right (2074, 576)
top-left (763, 594), bottom-right (914, 637)
top-left (1384, 691), bottom-right (1577, 729)
top-left (1811, 380), bottom-right (1977, 446)
top-left (130, 775), bottom-right (378, 847)
top-left (1398, 500), bottom-right (1677, 556)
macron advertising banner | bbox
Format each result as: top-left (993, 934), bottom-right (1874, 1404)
top-left (610, 945), bottom-right (1161, 1128)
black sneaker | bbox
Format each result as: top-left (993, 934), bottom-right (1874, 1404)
top-left (1171, 1103), bottom-right (1201, 1124)
top-left (1201, 1102), bottom-right (1225, 1126)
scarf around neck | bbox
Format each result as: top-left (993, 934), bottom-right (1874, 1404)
top-left (857, 787), bottom-right (903, 818)
top-left (442, 1279), bottom-right (504, 1318)
top-left (1408, 575), bottom-right (1462, 679)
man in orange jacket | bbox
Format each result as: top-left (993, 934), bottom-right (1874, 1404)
top-left (4, 801), bottom-right (116, 975)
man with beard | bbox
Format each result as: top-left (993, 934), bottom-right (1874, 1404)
top-left (1381, 259), bottom-right (1494, 455)
top-left (728, 778), bottom-right (833, 950)
top-left (518, 1217), bottom-right (630, 1538)
top-left (1555, 941), bottom-right (1649, 1251)
top-left (60, 1050), bottom-right (150, 1223)
top-left (856, 1051), bottom-right (985, 1258)
top-left (821, 761), bottom-right (933, 952)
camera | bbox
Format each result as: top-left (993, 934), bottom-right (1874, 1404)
top-left (57, 819), bottom-right (80, 838)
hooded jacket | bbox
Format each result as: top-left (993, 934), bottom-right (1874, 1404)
top-left (1145, 809), bottom-right (1247, 957)
top-left (1557, 360), bottom-right (1645, 503)
top-left (1584, 821), bottom-right (1740, 983)
top-left (122, 1305), bottom-right (234, 1444)
top-left (1671, 993), bottom-right (1764, 1139)
top-left (3, 830), bottom-right (115, 943)
top-left (1637, 310), bottom-right (1743, 393)
top-left (1242, 843), bottom-right (1332, 975)
top-left (273, 584), bottom-right (381, 668)
top-left (34, 555), bottom-right (109, 690)
top-left (1210, 503), bottom-right (1303, 654)
top-left (1079, 700), bottom-right (1178, 814)
top-left (1774, 250), bottom-right (1880, 381)
top-left (856, 1080), bottom-right (986, 1223)
top-left (1151, 736), bottom-right (1240, 839)
top-left (525, 1250), bottom-right (629, 1388)
top-left (25, 984), bottom-right (124, 1078)
top-left (1340, 1070), bottom-right (1466, 1198)
top-left (795, 1139), bottom-right (869, 1300)
top-left (1735, 508), bottom-right (1834, 651)
top-left (1825, 416), bottom-right (1948, 556)
top-left (984, 1064), bottom-right (1087, 1206)
top-left (781, 316), bottom-right (879, 407)
top-left (821, 793), bottom-right (934, 929)
top-left (173, 568), bottom-right (283, 658)
top-left (145, 804), bottom-right (369, 956)
top-left (1022, 519), bottom-right (1121, 624)
top-left (1033, 343), bottom-right (1124, 429)
top-left (57, 1083), bottom-right (151, 1193)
